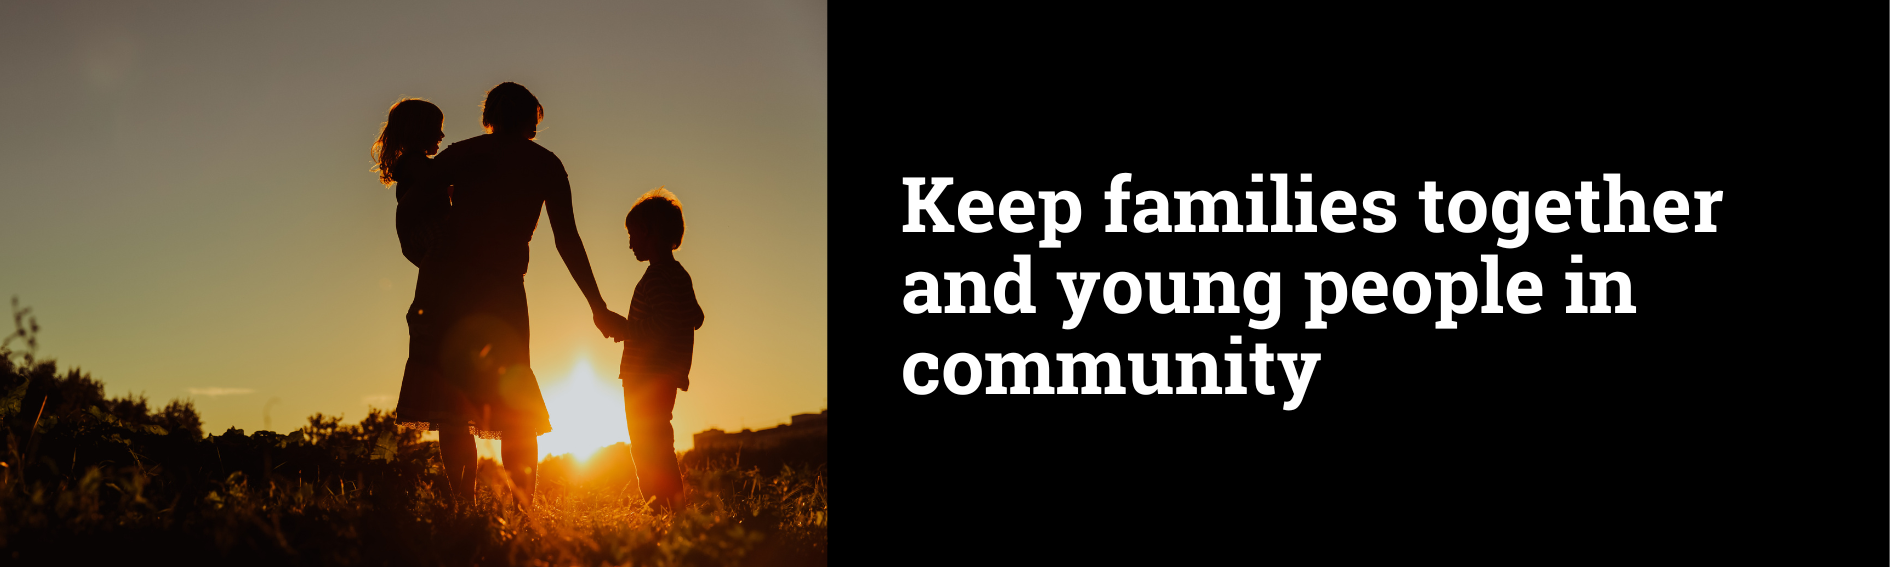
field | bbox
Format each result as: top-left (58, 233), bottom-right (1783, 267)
top-left (0, 343), bottom-right (827, 566)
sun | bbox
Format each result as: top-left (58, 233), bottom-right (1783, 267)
top-left (535, 356), bottom-right (631, 463)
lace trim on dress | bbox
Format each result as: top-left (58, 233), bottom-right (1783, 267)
top-left (395, 420), bottom-right (547, 440)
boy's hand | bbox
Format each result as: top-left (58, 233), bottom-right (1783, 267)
top-left (594, 310), bottom-right (629, 342)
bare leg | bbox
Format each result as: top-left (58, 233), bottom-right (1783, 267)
top-left (440, 426), bottom-right (477, 502)
top-left (501, 433), bottom-right (538, 507)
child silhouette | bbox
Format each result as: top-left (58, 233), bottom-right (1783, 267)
top-left (611, 187), bottom-right (704, 510)
top-left (372, 98), bottom-right (448, 267)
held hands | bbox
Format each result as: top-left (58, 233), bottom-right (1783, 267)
top-left (594, 309), bottom-right (630, 342)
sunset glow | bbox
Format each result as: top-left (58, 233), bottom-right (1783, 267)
top-left (534, 357), bottom-right (631, 462)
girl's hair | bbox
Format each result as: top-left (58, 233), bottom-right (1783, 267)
top-left (371, 98), bottom-right (443, 186)
top-left (627, 187), bottom-right (686, 250)
top-left (481, 82), bottom-right (543, 138)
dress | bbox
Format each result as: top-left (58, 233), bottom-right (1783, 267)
top-left (394, 134), bottom-right (563, 439)
top-left (392, 157), bottom-right (459, 434)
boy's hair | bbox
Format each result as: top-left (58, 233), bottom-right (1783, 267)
top-left (371, 98), bottom-right (442, 186)
top-left (627, 187), bottom-right (686, 250)
top-left (481, 82), bottom-right (543, 138)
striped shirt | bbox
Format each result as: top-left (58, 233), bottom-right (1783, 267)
top-left (619, 259), bottom-right (705, 390)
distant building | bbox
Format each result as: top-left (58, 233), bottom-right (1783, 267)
top-left (790, 411), bottom-right (826, 428)
top-left (693, 409), bottom-right (826, 451)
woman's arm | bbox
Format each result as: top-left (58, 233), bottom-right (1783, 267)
top-left (545, 177), bottom-right (626, 338)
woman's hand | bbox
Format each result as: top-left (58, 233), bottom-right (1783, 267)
top-left (594, 309), bottom-right (629, 342)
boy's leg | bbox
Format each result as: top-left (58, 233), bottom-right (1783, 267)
top-left (624, 380), bottom-right (682, 509)
top-left (440, 425), bottom-right (477, 502)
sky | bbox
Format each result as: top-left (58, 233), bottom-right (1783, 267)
top-left (0, 0), bottom-right (827, 458)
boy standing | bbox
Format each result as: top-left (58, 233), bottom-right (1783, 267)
top-left (614, 187), bottom-right (704, 510)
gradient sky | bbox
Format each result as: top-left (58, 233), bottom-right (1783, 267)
top-left (0, 0), bottom-right (826, 455)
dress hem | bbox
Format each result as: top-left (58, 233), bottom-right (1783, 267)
top-left (397, 419), bottom-right (550, 440)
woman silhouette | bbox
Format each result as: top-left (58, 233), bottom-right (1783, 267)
top-left (392, 83), bottom-right (622, 505)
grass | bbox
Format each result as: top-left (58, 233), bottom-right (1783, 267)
top-left (3, 447), bottom-right (826, 565)
top-left (0, 322), bottom-right (826, 566)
